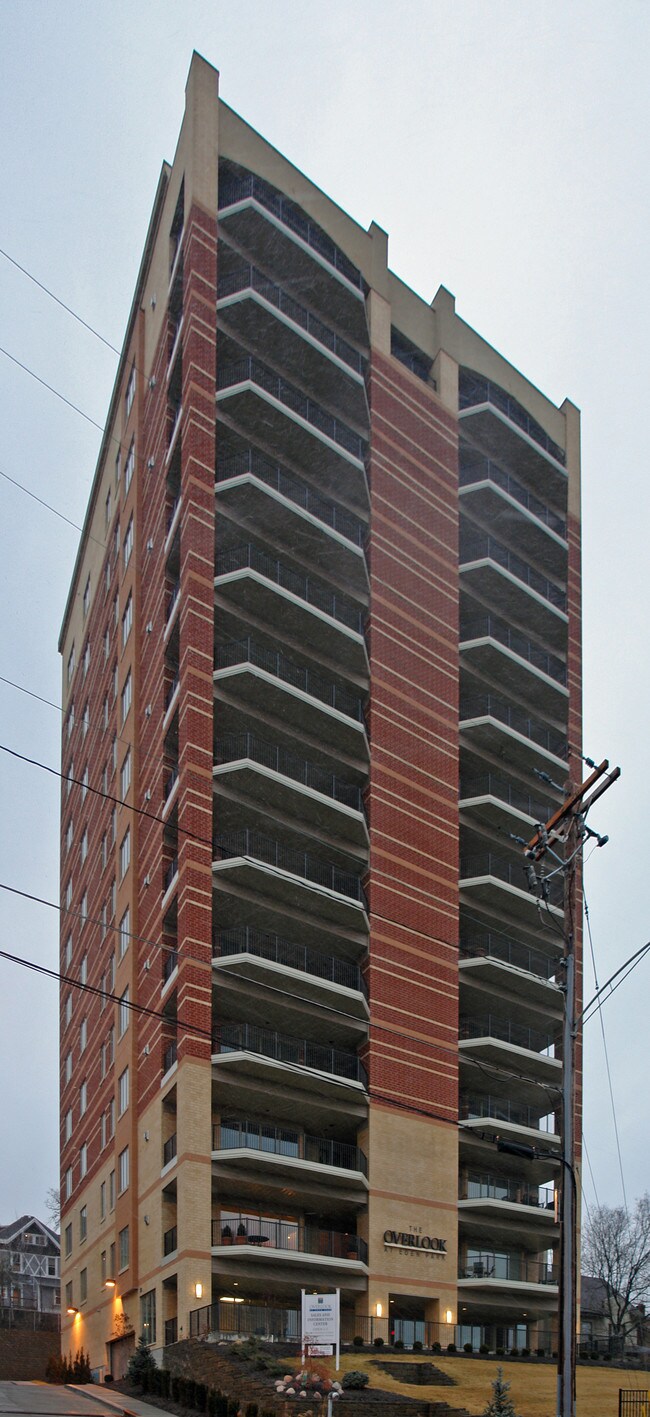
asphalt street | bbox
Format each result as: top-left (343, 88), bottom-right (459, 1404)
top-left (0, 1384), bottom-right (162, 1417)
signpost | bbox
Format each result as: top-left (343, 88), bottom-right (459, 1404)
top-left (301, 1289), bottom-right (340, 1371)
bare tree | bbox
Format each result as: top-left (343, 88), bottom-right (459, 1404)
top-left (582, 1193), bottom-right (650, 1341)
top-left (44, 1188), bottom-right (60, 1233)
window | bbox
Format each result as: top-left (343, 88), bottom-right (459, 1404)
top-left (141, 1290), bottom-right (156, 1346)
top-left (111, 805), bottom-right (117, 842)
top-left (65, 1280), bottom-right (73, 1309)
top-left (125, 437), bottom-right (135, 492)
top-left (118, 1225), bottom-right (129, 1271)
top-left (66, 819), bottom-right (74, 852)
top-left (101, 833), bottom-right (107, 870)
top-left (109, 1171), bottom-right (115, 1211)
top-left (118, 1067), bottom-right (129, 1116)
top-left (121, 671), bottom-right (132, 724)
top-left (102, 693), bottom-right (109, 728)
top-left (118, 1146), bottom-right (129, 1194)
top-left (121, 749), bottom-right (131, 800)
top-left (114, 519), bottom-right (120, 564)
top-left (100, 1182), bottom-right (106, 1221)
top-left (113, 594), bottom-right (119, 628)
top-left (105, 487), bottom-right (112, 529)
top-left (79, 954), bottom-right (87, 986)
top-left (64, 1109), bottom-right (72, 1143)
top-left (66, 759), bottom-right (74, 795)
top-left (118, 907), bottom-right (130, 959)
top-left (79, 1205), bottom-right (87, 1242)
top-left (82, 701), bottom-right (89, 736)
top-left (115, 448), bottom-right (121, 487)
top-left (64, 1224), bottom-right (72, 1258)
top-left (118, 987), bottom-right (130, 1037)
top-left (109, 1242), bottom-right (116, 1277)
top-left (65, 1168), bottom-right (73, 1201)
top-left (81, 765), bottom-right (89, 802)
top-left (101, 1111), bottom-right (107, 1149)
top-left (82, 643), bottom-right (90, 680)
top-left (79, 1080), bottom-right (87, 1116)
top-left (79, 1267), bottom-right (87, 1303)
top-left (122, 594), bottom-right (132, 648)
top-left (80, 893), bottom-right (88, 926)
top-left (108, 954), bottom-right (115, 993)
top-left (123, 516), bottom-right (133, 569)
top-left (105, 560), bottom-right (111, 596)
top-left (79, 1017), bottom-right (87, 1053)
top-left (83, 577), bottom-right (90, 619)
top-left (65, 1050), bottom-right (73, 1084)
top-left (64, 994), bottom-right (72, 1027)
top-left (108, 1098), bottom-right (115, 1139)
top-left (101, 902), bottom-right (107, 941)
top-left (112, 660), bottom-right (118, 701)
top-left (67, 644), bottom-right (75, 686)
top-left (80, 829), bottom-right (88, 865)
top-left (125, 364), bottom-right (136, 420)
top-left (80, 1144), bottom-right (88, 1180)
top-left (65, 878), bottom-right (73, 911)
top-left (120, 829), bottom-right (131, 880)
top-left (101, 1249), bottom-right (107, 1282)
top-left (64, 934), bottom-right (72, 969)
top-left (110, 879), bottom-right (116, 919)
top-left (104, 628), bottom-right (110, 664)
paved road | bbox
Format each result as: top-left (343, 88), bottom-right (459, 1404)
top-left (0, 1384), bottom-right (161, 1417)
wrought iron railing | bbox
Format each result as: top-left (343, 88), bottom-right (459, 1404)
top-left (214, 637), bottom-right (366, 723)
top-left (460, 1094), bottom-right (558, 1133)
top-left (216, 447), bottom-right (366, 545)
top-left (215, 543), bottom-right (364, 633)
top-left (460, 1253), bottom-right (558, 1284)
top-left (162, 1132), bottom-right (177, 1166)
top-left (460, 772), bottom-right (555, 824)
top-left (213, 1021), bottom-right (368, 1089)
top-left (459, 1013), bottom-right (556, 1056)
top-left (162, 1042), bottom-right (178, 1075)
top-left (213, 924), bottom-right (367, 997)
top-left (217, 356), bottom-right (366, 460)
top-left (459, 932), bottom-right (559, 982)
top-left (461, 1174), bottom-right (555, 1209)
top-left (163, 1226), bottom-right (177, 1255)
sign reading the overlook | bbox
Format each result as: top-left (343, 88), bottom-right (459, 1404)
top-left (383, 1229), bottom-right (447, 1255)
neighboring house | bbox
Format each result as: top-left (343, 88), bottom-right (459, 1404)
top-left (580, 1274), bottom-right (644, 1351)
top-left (0, 1216), bottom-right (60, 1314)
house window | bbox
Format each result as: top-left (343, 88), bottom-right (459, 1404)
top-left (141, 1290), bottom-right (156, 1346)
top-left (65, 1050), bottom-right (73, 1084)
top-left (109, 1171), bottom-right (115, 1212)
top-left (103, 692), bottom-right (109, 727)
top-left (81, 765), bottom-right (89, 802)
top-left (118, 907), bottom-right (130, 959)
top-left (108, 1098), bottom-right (115, 1139)
top-left (65, 878), bottom-right (73, 911)
top-left (110, 879), bottom-right (116, 918)
top-left (121, 749), bottom-right (131, 800)
top-left (111, 805), bottom-right (117, 842)
top-left (118, 1146), bottom-right (129, 1194)
top-left (101, 833), bottom-right (107, 870)
top-left (79, 1268), bottom-right (87, 1303)
top-left (65, 1280), bottom-right (73, 1308)
top-left (64, 995), bottom-right (72, 1027)
top-left (121, 671), bottom-right (132, 724)
top-left (80, 829), bottom-right (88, 865)
top-left (104, 627), bottom-right (110, 663)
top-left (65, 1168), bottom-right (72, 1201)
top-left (124, 437), bottom-right (135, 492)
top-left (114, 520), bottom-right (120, 564)
top-left (101, 1111), bottom-right (107, 1149)
top-left (118, 1225), bottom-right (129, 1271)
top-left (115, 448), bottom-right (121, 487)
top-left (82, 643), bottom-right (90, 680)
top-left (120, 829), bottom-right (131, 880)
top-left (65, 1109), bottom-right (73, 1142)
top-left (79, 1080), bottom-right (87, 1116)
top-left (79, 954), bottom-right (87, 986)
top-left (80, 893), bottom-right (88, 926)
top-left (64, 934), bottom-right (72, 969)
top-left (101, 902), bottom-right (107, 941)
top-left (105, 487), bottom-right (112, 530)
top-left (82, 702), bottom-right (89, 737)
top-left (122, 594), bottom-right (132, 649)
top-left (83, 577), bottom-right (90, 620)
top-left (67, 644), bottom-right (75, 686)
top-left (118, 1066), bottom-right (129, 1116)
top-left (66, 819), bottom-right (74, 852)
top-left (118, 987), bottom-right (130, 1037)
top-left (80, 1144), bottom-right (88, 1180)
top-left (79, 1018), bottom-right (87, 1054)
top-left (108, 955), bottom-right (115, 993)
top-left (64, 1224), bottom-right (72, 1258)
top-left (100, 1182), bottom-right (106, 1221)
top-left (105, 560), bottom-right (111, 596)
top-left (125, 364), bottom-right (136, 420)
top-left (66, 758), bottom-right (74, 795)
top-left (123, 516), bottom-right (133, 569)
top-left (79, 1205), bottom-right (87, 1242)
top-left (100, 1249), bottom-right (107, 1281)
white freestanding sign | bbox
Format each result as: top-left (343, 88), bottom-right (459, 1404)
top-left (301, 1289), bottom-right (340, 1370)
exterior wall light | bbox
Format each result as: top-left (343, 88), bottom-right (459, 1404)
top-left (445, 1310), bottom-right (453, 1325)
top-left (375, 1303), bottom-right (382, 1318)
top-left (194, 1283), bottom-right (203, 1299)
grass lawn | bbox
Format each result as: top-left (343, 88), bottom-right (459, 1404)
top-left (334, 1350), bottom-right (649, 1417)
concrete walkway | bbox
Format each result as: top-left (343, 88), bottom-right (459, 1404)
top-left (67, 1385), bottom-right (165, 1417)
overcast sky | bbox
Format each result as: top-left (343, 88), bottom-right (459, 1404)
top-left (0, 0), bottom-right (648, 1228)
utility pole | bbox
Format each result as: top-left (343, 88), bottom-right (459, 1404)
top-left (521, 758), bottom-right (620, 1417)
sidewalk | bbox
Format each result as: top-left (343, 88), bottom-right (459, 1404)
top-left (68, 1384), bottom-right (166, 1417)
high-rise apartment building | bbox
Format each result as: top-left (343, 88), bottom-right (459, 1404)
top-left (59, 53), bottom-right (581, 1377)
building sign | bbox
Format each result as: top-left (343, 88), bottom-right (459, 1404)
top-left (383, 1227), bottom-right (447, 1255)
top-left (301, 1289), bottom-right (340, 1368)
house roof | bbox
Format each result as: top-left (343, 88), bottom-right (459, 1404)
top-left (0, 1215), bottom-right (59, 1246)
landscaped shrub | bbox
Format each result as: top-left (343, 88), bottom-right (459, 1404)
top-left (45, 1355), bottom-right (66, 1384)
top-left (393, 1339), bottom-right (404, 1350)
top-left (195, 1382), bottom-right (208, 1411)
top-left (521, 1348), bottom-right (530, 1358)
top-left (509, 1347), bottom-right (519, 1357)
top-left (432, 1341), bottom-right (441, 1353)
top-left (127, 1336), bottom-right (156, 1386)
top-left (245, 1404), bottom-right (259, 1417)
top-left (413, 1340), bottom-right (423, 1351)
top-left (463, 1342), bottom-right (473, 1353)
top-left (447, 1342), bottom-right (457, 1353)
top-left (373, 1336), bottom-right (384, 1347)
top-left (170, 1375), bottom-right (181, 1403)
top-left (496, 1347), bottom-right (505, 1357)
top-left (342, 1371), bottom-right (369, 1390)
top-left (352, 1336), bottom-right (364, 1347)
top-left (535, 1348), bottom-right (545, 1358)
top-left (603, 1353), bottom-right (612, 1362)
top-left (480, 1343), bottom-right (490, 1354)
top-left (228, 1401), bottom-right (239, 1417)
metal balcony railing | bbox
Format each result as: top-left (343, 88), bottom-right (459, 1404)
top-left (215, 733), bottom-right (364, 812)
top-left (166, 495), bottom-right (181, 535)
top-left (459, 1014), bottom-right (556, 1056)
top-left (213, 924), bottom-right (368, 998)
top-left (163, 1226), bottom-right (177, 1255)
top-left (460, 772), bottom-right (555, 823)
top-left (217, 356), bottom-right (366, 461)
top-left (162, 948), bottom-right (178, 984)
top-left (460, 1094), bottom-right (558, 1133)
top-left (216, 448), bottom-right (366, 546)
top-left (459, 690), bottom-right (567, 758)
top-left (162, 1042), bottom-right (178, 1075)
top-left (164, 765), bottom-right (179, 802)
top-left (460, 851), bottom-right (564, 907)
top-left (215, 543), bottom-right (364, 633)
top-left (213, 828), bottom-right (368, 909)
top-left (164, 1317), bottom-right (178, 1345)
top-left (462, 1174), bottom-right (555, 1209)
top-left (213, 1021), bottom-right (368, 1089)
top-left (460, 1253), bottom-right (558, 1284)
top-left (218, 173), bottom-right (365, 292)
top-left (213, 1120), bottom-right (368, 1176)
top-left (218, 265), bottom-right (365, 375)
top-left (459, 454), bottom-right (567, 537)
top-left (166, 583), bottom-right (180, 625)
top-left (214, 637), bottom-right (366, 723)
top-left (459, 371), bottom-right (566, 466)
top-left (460, 529), bottom-right (566, 611)
top-left (212, 1212), bottom-right (368, 1263)
top-left (163, 858), bottom-right (178, 893)
top-left (459, 932), bottom-right (559, 982)
top-left (164, 674), bottom-right (180, 711)
top-left (162, 1132), bottom-right (177, 1166)
top-left (460, 611), bottom-right (567, 685)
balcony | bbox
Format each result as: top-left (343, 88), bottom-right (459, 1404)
top-left (217, 264), bottom-right (367, 426)
top-left (214, 1119), bottom-right (367, 1175)
top-left (163, 764), bottom-right (179, 810)
top-left (212, 1120), bottom-right (368, 1206)
top-left (162, 948), bottom-right (179, 987)
top-left (163, 1226), bottom-right (178, 1257)
top-left (460, 850), bottom-right (564, 924)
top-left (459, 933), bottom-right (562, 1010)
top-left (459, 689), bottom-right (567, 774)
top-left (215, 449), bottom-right (368, 591)
top-left (213, 1021), bottom-right (367, 1088)
top-left (461, 1175), bottom-right (554, 1209)
top-left (214, 638), bottom-right (368, 762)
top-left (214, 733), bottom-right (368, 850)
top-left (214, 543), bottom-right (367, 675)
top-left (459, 1252), bottom-right (557, 1284)
top-left (162, 857), bottom-right (179, 901)
top-left (459, 371), bottom-right (567, 503)
top-left (162, 1042), bottom-right (178, 1077)
top-left (459, 1015), bottom-right (559, 1081)
top-left (216, 357), bottom-right (367, 509)
top-left (459, 530), bottom-right (567, 648)
top-left (162, 1133), bottom-right (177, 1168)
top-left (165, 582), bottom-right (181, 635)
top-left (460, 771), bottom-right (557, 834)
top-left (459, 1094), bottom-right (560, 1150)
top-left (218, 170), bottom-right (368, 344)
top-left (460, 611), bottom-right (568, 714)
top-left (213, 924), bottom-right (368, 1020)
top-left (459, 453), bottom-right (567, 576)
top-left (212, 1212), bottom-right (368, 1267)
top-left (459, 1175), bottom-right (557, 1246)
top-left (214, 824), bottom-right (365, 899)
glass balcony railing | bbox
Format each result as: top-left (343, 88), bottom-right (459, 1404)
top-left (218, 265), bottom-right (365, 374)
top-left (164, 765), bottom-right (179, 802)
top-left (164, 674), bottom-right (180, 711)
top-left (218, 173), bottom-right (365, 292)
top-left (162, 1042), bottom-right (178, 1075)
top-left (214, 637), bottom-right (366, 724)
top-left (459, 772), bottom-right (554, 823)
top-left (163, 1226), bottom-right (177, 1255)
top-left (459, 1014), bottom-right (557, 1056)
top-left (217, 356), bottom-right (366, 461)
top-left (459, 454), bottom-right (566, 537)
top-left (460, 611), bottom-right (567, 686)
top-left (162, 948), bottom-right (178, 984)
top-left (460, 1253), bottom-right (558, 1284)
top-left (216, 448), bottom-right (366, 547)
top-left (215, 733), bottom-right (364, 811)
top-left (213, 1119), bottom-right (368, 1176)
top-left (460, 851), bottom-right (564, 907)
top-left (459, 690), bottom-right (567, 759)
top-left (166, 582), bottom-right (180, 625)
top-left (460, 529), bottom-right (566, 611)
top-left (459, 371), bottom-right (566, 467)
top-left (213, 1212), bottom-right (368, 1262)
top-left (163, 858), bottom-right (179, 893)
top-left (461, 1174), bottom-right (555, 1209)
top-left (213, 829), bottom-right (368, 909)
top-left (213, 1021), bottom-right (368, 1089)
top-left (213, 923), bottom-right (367, 998)
top-left (164, 1317), bottom-right (178, 1345)
top-left (460, 1094), bottom-right (558, 1134)
top-left (459, 932), bottom-right (559, 982)
top-left (215, 543), bottom-right (364, 633)
top-left (162, 1133), bottom-right (177, 1166)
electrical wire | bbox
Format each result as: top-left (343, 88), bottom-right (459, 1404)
top-left (584, 888), bottom-right (628, 1210)
top-left (0, 343), bottom-right (107, 435)
top-left (0, 676), bottom-right (134, 757)
top-left (0, 467), bottom-right (105, 547)
top-left (0, 245), bottom-right (122, 357)
top-left (582, 1134), bottom-right (601, 1211)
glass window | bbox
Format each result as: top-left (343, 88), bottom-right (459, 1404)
top-left (65, 1280), bottom-right (73, 1308)
top-left (141, 1290), bottom-right (156, 1346)
top-left (79, 954), bottom-right (87, 986)
top-left (67, 645), bottom-right (75, 686)
top-left (100, 1182), bottom-right (106, 1221)
top-left (109, 1171), bottom-right (115, 1212)
top-left (118, 1225), bottom-right (129, 1271)
top-left (65, 1109), bottom-right (72, 1142)
top-left (79, 1080), bottom-right (87, 1115)
top-left (79, 1267), bottom-right (87, 1303)
top-left (121, 749), bottom-right (131, 800)
top-left (65, 1168), bottom-right (72, 1201)
top-left (124, 437), bottom-right (135, 491)
top-left (118, 988), bottom-right (130, 1037)
top-left (118, 1066), bottom-right (129, 1116)
top-left (80, 829), bottom-right (88, 865)
top-left (64, 934), bottom-right (72, 969)
top-left (123, 516), bottom-right (133, 569)
top-left (122, 594), bottom-right (132, 648)
top-left (118, 1146), bottom-right (129, 1194)
top-left (125, 365), bottom-right (136, 420)
top-left (79, 1145), bottom-right (88, 1180)
top-left (121, 671), bottom-right (132, 724)
top-left (65, 1050), bottom-right (73, 1084)
top-left (79, 1018), bottom-right (87, 1053)
top-left (101, 1249), bottom-right (107, 1281)
top-left (79, 1205), bottom-right (87, 1242)
top-left (120, 829), bottom-right (130, 880)
top-left (66, 819), bottom-right (74, 851)
top-left (83, 578), bottom-right (90, 619)
top-left (64, 1224), bottom-right (72, 1258)
top-left (119, 908), bottom-right (130, 960)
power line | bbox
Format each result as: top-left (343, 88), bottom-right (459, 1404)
top-left (584, 888), bottom-right (628, 1210)
top-left (582, 1134), bottom-right (601, 1212)
top-left (0, 343), bottom-right (106, 435)
top-left (0, 467), bottom-right (106, 548)
top-left (0, 245), bottom-right (121, 357)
